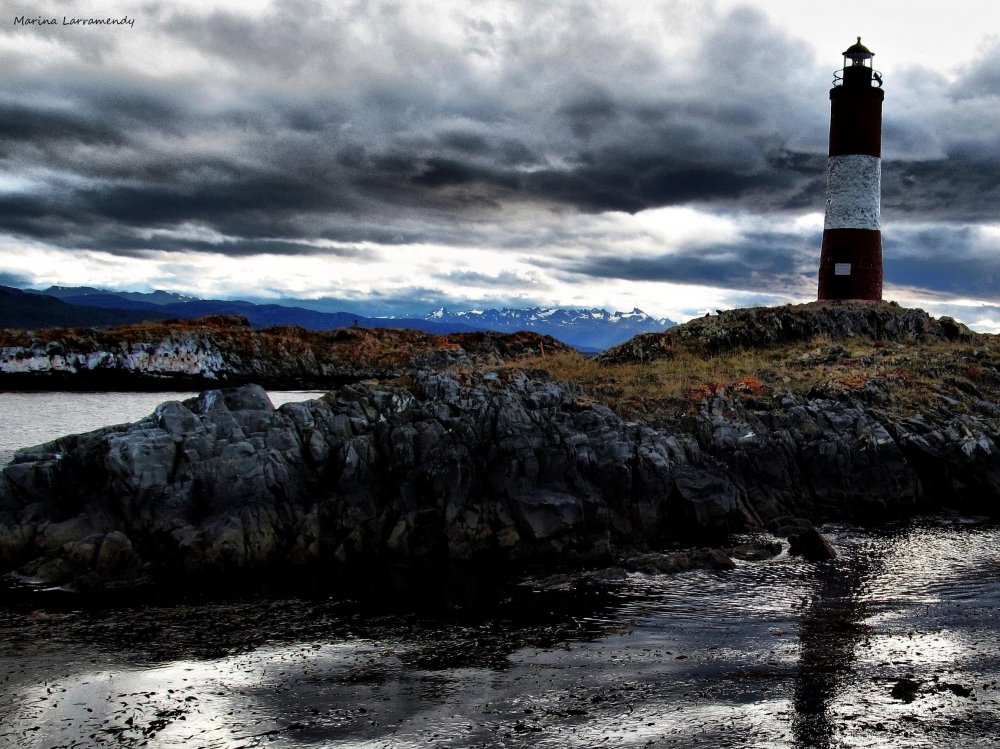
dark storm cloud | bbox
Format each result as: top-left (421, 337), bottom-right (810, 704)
top-left (273, 287), bottom-right (549, 319)
top-left (559, 231), bottom-right (819, 293)
top-left (882, 158), bottom-right (1000, 222)
top-left (0, 79), bottom-right (194, 157)
top-left (0, 102), bottom-right (128, 147)
top-left (0, 2), bottom-right (835, 253)
top-left (557, 218), bottom-right (1000, 301)
top-left (551, 219), bottom-right (1000, 305)
top-left (433, 270), bottom-right (545, 290)
top-left (2, 0), bottom-right (1000, 291)
top-left (883, 225), bottom-right (1000, 301)
top-left (0, 271), bottom-right (30, 288)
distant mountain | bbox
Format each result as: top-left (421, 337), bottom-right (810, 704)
top-left (39, 293), bottom-right (483, 337)
top-left (15, 287), bottom-right (674, 350)
top-left (27, 286), bottom-right (198, 305)
top-left (418, 307), bottom-right (676, 352)
top-left (17, 288), bottom-right (484, 337)
top-left (154, 301), bottom-right (485, 335)
top-left (0, 285), bottom-right (171, 329)
top-left (55, 294), bottom-right (166, 312)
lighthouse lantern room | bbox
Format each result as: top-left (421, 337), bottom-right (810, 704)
top-left (817, 38), bottom-right (885, 302)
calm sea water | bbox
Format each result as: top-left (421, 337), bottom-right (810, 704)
top-left (0, 394), bottom-right (998, 747)
top-left (1, 520), bottom-right (998, 748)
top-left (0, 391), bottom-right (327, 466)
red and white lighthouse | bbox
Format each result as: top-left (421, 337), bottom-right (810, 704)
top-left (817, 38), bottom-right (884, 302)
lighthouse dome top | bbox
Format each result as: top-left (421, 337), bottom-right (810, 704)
top-left (843, 37), bottom-right (874, 62)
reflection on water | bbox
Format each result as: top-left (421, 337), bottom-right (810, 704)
top-left (792, 526), bottom-right (886, 748)
top-left (0, 390), bottom-right (327, 465)
top-left (2, 519), bottom-right (1000, 748)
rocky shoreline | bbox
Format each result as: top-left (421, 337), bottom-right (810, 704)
top-left (2, 367), bottom-right (996, 590)
top-left (2, 302), bottom-right (999, 590)
top-left (0, 315), bottom-right (569, 391)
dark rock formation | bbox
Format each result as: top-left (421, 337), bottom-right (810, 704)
top-left (0, 376), bottom-right (758, 586)
top-left (891, 678), bottom-right (921, 702)
top-left (673, 389), bottom-right (924, 524)
top-left (4, 360), bottom-right (1000, 588)
top-left (624, 548), bottom-right (739, 574)
top-left (728, 540), bottom-right (783, 561)
top-left (766, 516), bottom-right (837, 559)
top-left (600, 301), bottom-right (974, 363)
top-left (787, 527), bottom-right (837, 561)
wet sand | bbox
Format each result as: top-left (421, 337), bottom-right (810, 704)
top-left (2, 518), bottom-right (999, 748)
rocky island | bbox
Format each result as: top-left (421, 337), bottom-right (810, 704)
top-left (2, 301), bottom-right (998, 590)
top-left (0, 315), bottom-right (570, 390)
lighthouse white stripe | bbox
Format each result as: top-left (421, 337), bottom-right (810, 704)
top-left (824, 154), bottom-right (881, 231)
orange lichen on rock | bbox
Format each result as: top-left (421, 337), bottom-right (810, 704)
top-left (731, 376), bottom-right (764, 393)
top-left (686, 383), bottom-right (722, 402)
top-left (964, 363), bottom-right (983, 383)
top-left (832, 371), bottom-right (869, 390)
top-left (886, 367), bottom-right (915, 386)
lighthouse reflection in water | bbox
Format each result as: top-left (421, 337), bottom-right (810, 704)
top-left (3, 518), bottom-right (1000, 748)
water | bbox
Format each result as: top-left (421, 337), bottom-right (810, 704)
top-left (2, 519), bottom-right (999, 748)
top-left (0, 391), bottom-right (328, 465)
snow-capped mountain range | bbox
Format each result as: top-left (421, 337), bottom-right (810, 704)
top-left (421, 307), bottom-right (675, 352)
top-left (8, 286), bottom-right (675, 352)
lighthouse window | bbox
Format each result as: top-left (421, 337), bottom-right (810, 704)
top-left (835, 263), bottom-right (852, 276)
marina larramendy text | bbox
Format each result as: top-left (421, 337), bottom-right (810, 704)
top-left (13, 15), bottom-right (135, 27)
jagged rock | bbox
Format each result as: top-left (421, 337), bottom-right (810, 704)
top-left (768, 516), bottom-right (810, 536)
top-left (883, 411), bottom-right (1000, 510)
top-left (95, 531), bottom-right (141, 577)
top-left (512, 490), bottom-right (586, 541)
top-left (5, 350), bottom-right (1000, 588)
top-left (788, 526), bottom-right (837, 561)
top-left (938, 316), bottom-right (975, 341)
top-left (624, 548), bottom-right (736, 574)
top-left (0, 376), bottom-right (756, 586)
top-left (0, 522), bottom-right (35, 568)
top-left (689, 548), bottom-right (738, 570)
top-left (13, 529), bottom-right (143, 586)
top-left (891, 678), bottom-right (921, 702)
top-left (766, 517), bottom-right (837, 562)
top-left (727, 540), bottom-right (783, 561)
top-left (677, 391), bottom-right (923, 523)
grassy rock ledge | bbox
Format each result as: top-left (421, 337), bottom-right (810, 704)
top-left (2, 302), bottom-right (999, 589)
top-left (599, 300), bottom-right (973, 363)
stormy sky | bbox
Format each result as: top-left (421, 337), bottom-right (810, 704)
top-left (3, 0), bottom-right (1000, 325)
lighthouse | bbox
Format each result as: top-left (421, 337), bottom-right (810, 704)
top-left (817, 38), bottom-right (884, 302)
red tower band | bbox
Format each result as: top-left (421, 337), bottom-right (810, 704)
top-left (817, 38), bottom-right (884, 302)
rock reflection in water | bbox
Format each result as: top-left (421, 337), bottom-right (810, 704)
top-left (2, 519), bottom-right (999, 748)
top-left (806, 522), bottom-right (1000, 747)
